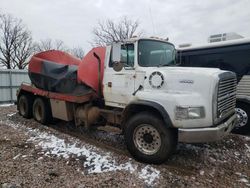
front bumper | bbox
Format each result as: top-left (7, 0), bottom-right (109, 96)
top-left (178, 114), bottom-right (237, 143)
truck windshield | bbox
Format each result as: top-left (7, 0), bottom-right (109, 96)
top-left (138, 40), bottom-right (176, 67)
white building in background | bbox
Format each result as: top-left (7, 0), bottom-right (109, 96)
top-left (208, 32), bottom-right (244, 43)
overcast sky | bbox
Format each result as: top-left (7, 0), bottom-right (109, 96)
top-left (0, 0), bottom-right (250, 52)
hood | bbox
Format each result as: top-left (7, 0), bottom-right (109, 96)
top-left (138, 66), bottom-right (225, 93)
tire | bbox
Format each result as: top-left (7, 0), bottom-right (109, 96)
top-left (33, 97), bottom-right (52, 124)
top-left (124, 112), bottom-right (177, 164)
top-left (18, 94), bottom-right (33, 118)
top-left (233, 102), bottom-right (250, 134)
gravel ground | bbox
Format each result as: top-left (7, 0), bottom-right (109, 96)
top-left (0, 105), bottom-right (250, 188)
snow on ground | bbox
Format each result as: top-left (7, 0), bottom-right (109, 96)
top-left (243, 136), bottom-right (250, 141)
top-left (7, 112), bottom-right (17, 117)
top-left (238, 178), bottom-right (249, 183)
top-left (0, 103), bottom-right (14, 107)
top-left (1, 116), bottom-right (160, 186)
top-left (139, 165), bottom-right (160, 185)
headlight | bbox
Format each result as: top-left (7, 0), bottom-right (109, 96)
top-left (175, 106), bottom-right (205, 120)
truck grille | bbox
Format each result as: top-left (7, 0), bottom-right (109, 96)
top-left (217, 74), bottom-right (237, 119)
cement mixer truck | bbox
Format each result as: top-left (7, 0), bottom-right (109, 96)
top-left (17, 37), bottom-right (237, 164)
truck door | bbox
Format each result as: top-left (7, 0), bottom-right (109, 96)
top-left (103, 43), bottom-right (136, 107)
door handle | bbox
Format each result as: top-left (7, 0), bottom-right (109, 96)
top-left (108, 82), bottom-right (112, 87)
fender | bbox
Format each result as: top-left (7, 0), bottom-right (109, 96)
top-left (123, 100), bottom-right (174, 128)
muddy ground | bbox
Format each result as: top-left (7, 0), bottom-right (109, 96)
top-left (0, 105), bottom-right (250, 188)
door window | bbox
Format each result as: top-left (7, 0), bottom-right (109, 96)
top-left (109, 44), bottom-right (134, 67)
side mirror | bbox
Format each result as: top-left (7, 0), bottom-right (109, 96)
top-left (112, 42), bottom-right (123, 71)
top-left (112, 42), bottom-right (121, 62)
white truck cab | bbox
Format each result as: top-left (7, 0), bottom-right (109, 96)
top-left (102, 38), bottom-right (236, 161)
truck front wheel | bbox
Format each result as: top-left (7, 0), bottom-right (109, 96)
top-left (33, 98), bottom-right (52, 124)
top-left (234, 102), bottom-right (250, 134)
top-left (124, 112), bottom-right (177, 164)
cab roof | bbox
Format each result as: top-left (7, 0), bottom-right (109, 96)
top-left (114, 37), bottom-right (175, 47)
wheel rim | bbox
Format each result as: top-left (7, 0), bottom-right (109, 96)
top-left (133, 124), bottom-right (161, 155)
top-left (235, 108), bottom-right (248, 128)
top-left (34, 103), bottom-right (42, 121)
top-left (19, 98), bottom-right (26, 116)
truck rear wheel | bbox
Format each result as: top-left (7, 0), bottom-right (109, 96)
top-left (234, 102), bottom-right (250, 134)
top-left (124, 112), bottom-right (177, 164)
top-left (33, 98), bottom-right (52, 124)
top-left (18, 95), bottom-right (33, 118)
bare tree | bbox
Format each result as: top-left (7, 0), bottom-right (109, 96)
top-left (12, 29), bottom-right (34, 69)
top-left (0, 14), bottom-right (33, 69)
top-left (0, 14), bottom-right (15, 69)
top-left (69, 47), bottom-right (84, 59)
top-left (92, 16), bottom-right (142, 46)
top-left (34, 38), bottom-right (52, 51)
top-left (35, 39), bottom-right (84, 59)
top-left (34, 38), bottom-right (68, 52)
top-left (55, 39), bottom-right (66, 51)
